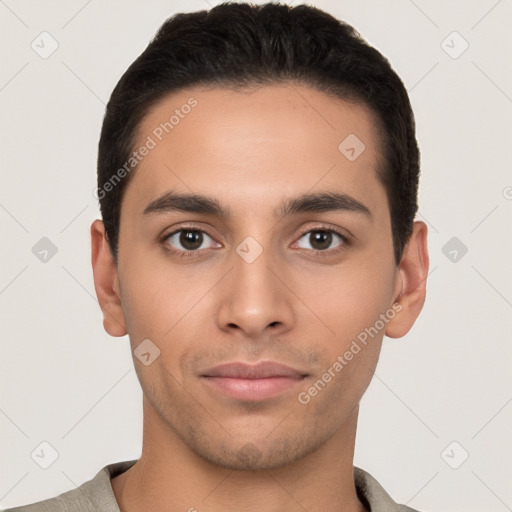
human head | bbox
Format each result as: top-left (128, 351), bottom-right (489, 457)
top-left (96, 1), bottom-right (420, 266)
top-left (91, 2), bottom-right (428, 474)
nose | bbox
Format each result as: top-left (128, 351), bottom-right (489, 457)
top-left (216, 242), bottom-right (295, 340)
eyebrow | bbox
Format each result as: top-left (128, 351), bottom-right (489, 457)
top-left (142, 191), bottom-right (372, 219)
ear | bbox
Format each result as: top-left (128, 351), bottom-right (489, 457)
top-left (91, 219), bottom-right (127, 337)
top-left (385, 221), bottom-right (429, 338)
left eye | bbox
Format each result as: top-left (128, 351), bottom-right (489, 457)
top-left (165, 229), bottom-right (217, 252)
top-left (296, 230), bottom-right (346, 251)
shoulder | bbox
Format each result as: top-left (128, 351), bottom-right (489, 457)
top-left (354, 466), bottom-right (423, 512)
top-left (3, 460), bottom-right (138, 512)
top-left (4, 489), bottom-right (81, 512)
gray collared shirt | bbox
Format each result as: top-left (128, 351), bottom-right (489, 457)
top-left (4, 460), bottom-right (421, 511)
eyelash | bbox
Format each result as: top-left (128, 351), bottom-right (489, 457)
top-left (161, 225), bottom-right (351, 258)
top-left (295, 227), bottom-right (351, 256)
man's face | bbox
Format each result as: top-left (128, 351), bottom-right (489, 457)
top-left (115, 84), bottom-right (401, 469)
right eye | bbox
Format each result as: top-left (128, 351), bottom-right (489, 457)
top-left (163, 229), bottom-right (220, 256)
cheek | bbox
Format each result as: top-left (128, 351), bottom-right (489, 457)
top-left (295, 257), bottom-right (395, 344)
top-left (118, 251), bottom-right (215, 362)
top-left (117, 253), bottom-right (169, 347)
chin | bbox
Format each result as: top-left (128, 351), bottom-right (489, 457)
top-left (189, 432), bottom-right (325, 471)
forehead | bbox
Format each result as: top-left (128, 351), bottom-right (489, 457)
top-left (123, 83), bottom-right (387, 218)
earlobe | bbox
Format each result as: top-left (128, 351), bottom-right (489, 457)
top-left (385, 221), bottom-right (429, 339)
top-left (91, 219), bottom-right (127, 337)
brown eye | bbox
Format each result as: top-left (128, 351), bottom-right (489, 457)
top-left (310, 231), bottom-right (332, 250)
top-left (296, 229), bottom-right (346, 252)
top-left (165, 229), bottom-right (215, 252)
top-left (180, 230), bottom-right (203, 250)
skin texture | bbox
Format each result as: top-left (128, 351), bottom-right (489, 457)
top-left (91, 83), bottom-right (429, 512)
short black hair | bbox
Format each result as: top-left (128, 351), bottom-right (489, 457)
top-left (97, 1), bottom-right (420, 265)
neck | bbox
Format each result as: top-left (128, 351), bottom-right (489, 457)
top-left (112, 398), bottom-right (366, 512)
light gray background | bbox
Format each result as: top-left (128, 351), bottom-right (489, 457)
top-left (1, 0), bottom-right (511, 510)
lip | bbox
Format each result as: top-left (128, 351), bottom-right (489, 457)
top-left (200, 361), bottom-right (308, 401)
